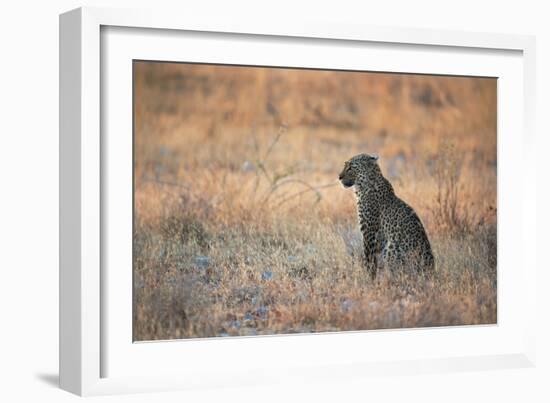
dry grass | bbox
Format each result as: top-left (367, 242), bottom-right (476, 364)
top-left (133, 62), bottom-right (497, 341)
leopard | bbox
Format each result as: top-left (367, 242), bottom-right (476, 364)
top-left (339, 153), bottom-right (434, 278)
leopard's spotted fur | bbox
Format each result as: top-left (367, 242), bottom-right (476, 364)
top-left (339, 153), bottom-right (434, 278)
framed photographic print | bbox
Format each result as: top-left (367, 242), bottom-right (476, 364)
top-left (60, 6), bottom-right (537, 396)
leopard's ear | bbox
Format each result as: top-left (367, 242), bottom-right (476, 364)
top-left (371, 154), bottom-right (379, 161)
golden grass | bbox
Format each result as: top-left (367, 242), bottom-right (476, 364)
top-left (133, 61), bottom-right (497, 340)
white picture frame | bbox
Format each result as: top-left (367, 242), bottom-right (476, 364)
top-left (59, 6), bottom-right (537, 396)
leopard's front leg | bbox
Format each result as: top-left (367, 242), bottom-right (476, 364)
top-left (363, 230), bottom-right (378, 279)
top-left (359, 202), bottom-right (380, 280)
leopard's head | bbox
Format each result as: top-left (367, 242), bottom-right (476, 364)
top-left (339, 153), bottom-right (379, 188)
